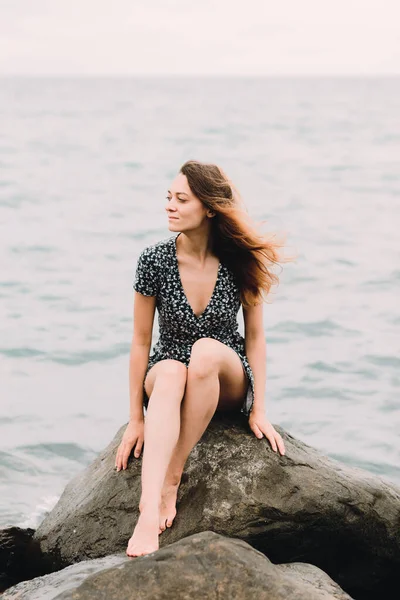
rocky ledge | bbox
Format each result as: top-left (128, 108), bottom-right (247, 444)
top-left (1, 411), bottom-right (399, 599)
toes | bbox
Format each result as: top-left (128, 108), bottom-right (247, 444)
top-left (166, 511), bottom-right (176, 528)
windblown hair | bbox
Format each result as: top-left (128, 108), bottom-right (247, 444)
top-left (180, 160), bottom-right (297, 308)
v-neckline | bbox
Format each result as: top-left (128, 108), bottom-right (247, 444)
top-left (172, 233), bottom-right (221, 321)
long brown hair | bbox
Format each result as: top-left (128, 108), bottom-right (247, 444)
top-left (180, 159), bottom-right (297, 308)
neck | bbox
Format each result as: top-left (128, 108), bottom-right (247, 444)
top-left (176, 229), bottom-right (214, 264)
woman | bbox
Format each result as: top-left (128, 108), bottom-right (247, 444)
top-left (115, 160), bottom-right (291, 558)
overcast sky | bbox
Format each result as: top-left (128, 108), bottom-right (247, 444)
top-left (1, 0), bottom-right (399, 76)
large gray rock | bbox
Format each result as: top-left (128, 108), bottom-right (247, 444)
top-left (33, 412), bottom-right (400, 599)
top-left (3, 531), bottom-right (353, 600)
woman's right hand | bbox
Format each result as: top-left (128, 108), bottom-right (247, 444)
top-left (115, 419), bottom-right (144, 471)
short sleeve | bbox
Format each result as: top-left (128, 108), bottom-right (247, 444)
top-left (133, 247), bottom-right (159, 296)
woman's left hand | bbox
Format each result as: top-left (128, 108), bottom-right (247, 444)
top-left (248, 409), bottom-right (286, 455)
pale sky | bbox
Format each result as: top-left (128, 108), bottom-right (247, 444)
top-left (1, 0), bottom-right (399, 76)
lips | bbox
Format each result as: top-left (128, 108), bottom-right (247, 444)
top-left (168, 216), bottom-right (179, 219)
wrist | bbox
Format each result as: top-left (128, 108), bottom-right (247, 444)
top-left (251, 401), bottom-right (266, 414)
top-left (129, 410), bottom-right (144, 423)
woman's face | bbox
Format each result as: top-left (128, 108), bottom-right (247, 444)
top-left (166, 173), bottom-right (212, 232)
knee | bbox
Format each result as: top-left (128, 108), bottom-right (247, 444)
top-left (155, 360), bottom-right (187, 387)
top-left (189, 339), bottom-right (219, 379)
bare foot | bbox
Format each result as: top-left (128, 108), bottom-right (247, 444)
top-left (126, 509), bottom-right (160, 557)
top-left (159, 478), bottom-right (181, 534)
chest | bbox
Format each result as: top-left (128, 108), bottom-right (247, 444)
top-left (177, 258), bottom-right (220, 319)
top-left (157, 254), bottom-right (241, 331)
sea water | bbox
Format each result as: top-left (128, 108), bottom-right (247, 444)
top-left (1, 76), bottom-right (399, 528)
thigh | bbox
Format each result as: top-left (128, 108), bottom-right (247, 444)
top-left (189, 338), bottom-right (248, 412)
top-left (144, 359), bottom-right (188, 400)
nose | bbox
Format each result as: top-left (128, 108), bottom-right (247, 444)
top-left (165, 197), bottom-right (179, 218)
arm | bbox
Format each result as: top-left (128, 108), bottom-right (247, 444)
top-left (243, 302), bottom-right (267, 414)
top-left (243, 302), bottom-right (285, 455)
top-left (129, 291), bottom-right (156, 421)
top-left (115, 249), bottom-right (159, 471)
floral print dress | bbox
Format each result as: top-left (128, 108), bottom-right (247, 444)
top-left (133, 233), bottom-right (255, 416)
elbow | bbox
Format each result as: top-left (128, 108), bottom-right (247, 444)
top-left (131, 334), bottom-right (152, 352)
top-left (245, 332), bottom-right (266, 345)
top-left (245, 334), bottom-right (266, 352)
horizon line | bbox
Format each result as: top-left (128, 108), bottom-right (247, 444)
top-left (0, 73), bottom-right (399, 79)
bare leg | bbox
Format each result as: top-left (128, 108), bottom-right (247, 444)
top-left (159, 339), bottom-right (246, 532)
top-left (126, 362), bottom-right (186, 557)
top-left (158, 359), bottom-right (220, 531)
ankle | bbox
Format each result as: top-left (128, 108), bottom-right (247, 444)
top-left (164, 472), bottom-right (182, 487)
top-left (139, 498), bottom-right (161, 514)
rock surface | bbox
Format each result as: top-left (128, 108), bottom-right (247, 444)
top-left (3, 531), bottom-right (353, 600)
top-left (0, 526), bottom-right (53, 593)
top-left (32, 411), bottom-right (400, 599)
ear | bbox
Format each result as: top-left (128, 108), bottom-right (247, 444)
top-left (207, 210), bottom-right (216, 218)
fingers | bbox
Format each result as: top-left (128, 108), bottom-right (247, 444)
top-left (115, 445), bottom-right (130, 471)
top-left (122, 447), bottom-right (130, 470)
top-left (266, 431), bottom-right (285, 455)
top-left (115, 438), bottom-right (144, 471)
top-left (276, 435), bottom-right (286, 455)
top-left (252, 424), bottom-right (263, 439)
top-left (253, 425), bottom-right (286, 456)
top-left (115, 446), bottom-right (123, 471)
top-left (134, 438), bottom-right (143, 458)
top-left (115, 447), bottom-right (120, 469)
top-left (268, 432), bottom-right (278, 452)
